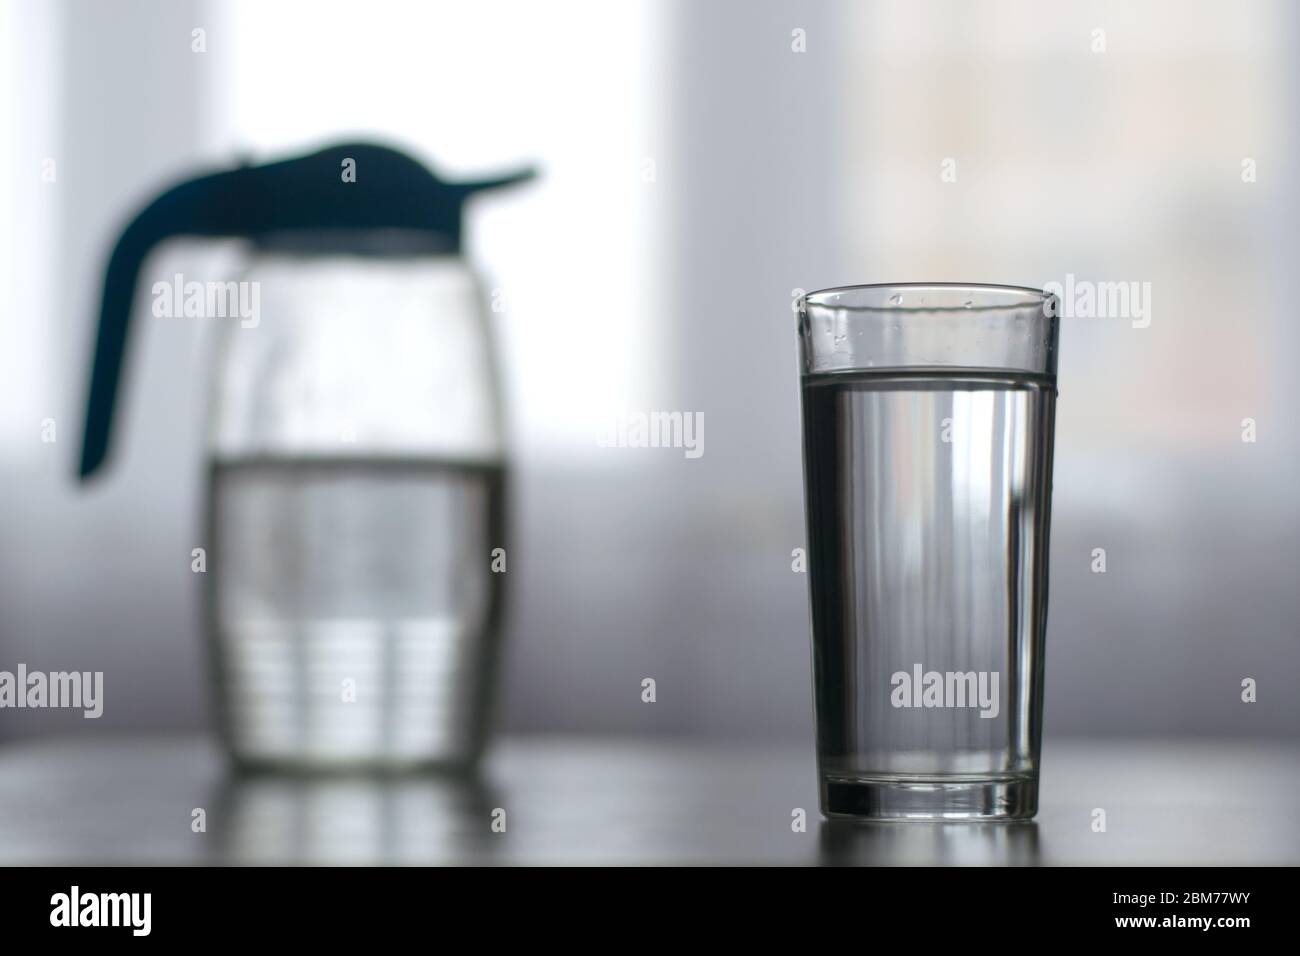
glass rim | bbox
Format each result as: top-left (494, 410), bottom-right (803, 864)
top-left (800, 282), bottom-right (1053, 312)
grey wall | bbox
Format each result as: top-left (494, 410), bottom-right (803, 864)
top-left (2, 0), bottom-right (1297, 743)
top-left (1, 0), bottom-right (213, 738)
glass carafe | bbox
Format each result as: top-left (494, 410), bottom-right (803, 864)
top-left (206, 243), bottom-right (506, 768)
top-left (78, 143), bottom-right (531, 769)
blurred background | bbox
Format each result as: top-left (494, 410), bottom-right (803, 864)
top-left (2, 0), bottom-right (1297, 748)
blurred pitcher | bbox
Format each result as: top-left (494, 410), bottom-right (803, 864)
top-left (79, 142), bottom-right (532, 769)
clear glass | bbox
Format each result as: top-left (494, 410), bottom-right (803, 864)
top-left (798, 283), bottom-right (1059, 820)
top-left (205, 248), bottom-right (506, 770)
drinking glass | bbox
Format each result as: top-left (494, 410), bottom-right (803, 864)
top-left (798, 283), bottom-right (1059, 820)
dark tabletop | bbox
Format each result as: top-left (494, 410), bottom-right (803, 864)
top-left (0, 735), bottom-right (1295, 865)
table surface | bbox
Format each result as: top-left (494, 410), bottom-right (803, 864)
top-left (0, 735), bottom-right (1296, 865)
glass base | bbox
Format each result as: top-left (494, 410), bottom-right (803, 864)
top-left (820, 774), bottom-right (1038, 821)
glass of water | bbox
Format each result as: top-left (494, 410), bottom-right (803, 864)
top-left (798, 283), bottom-right (1059, 820)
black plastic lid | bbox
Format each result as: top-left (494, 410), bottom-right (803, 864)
top-left (78, 141), bottom-right (534, 478)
